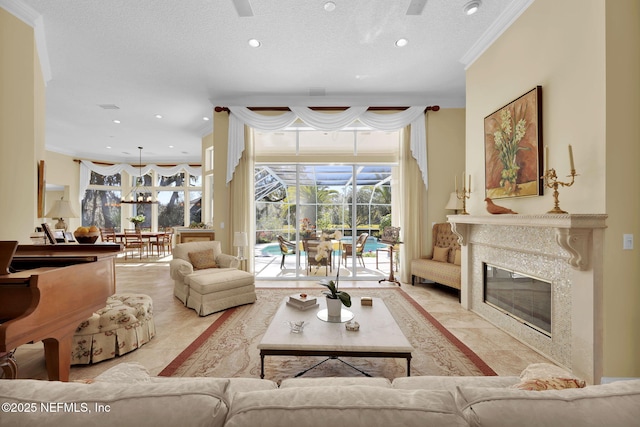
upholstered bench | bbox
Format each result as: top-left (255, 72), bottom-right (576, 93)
top-left (71, 293), bottom-right (155, 364)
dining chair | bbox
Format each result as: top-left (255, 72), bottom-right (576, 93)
top-left (303, 239), bottom-right (331, 275)
top-left (123, 229), bottom-right (145, 259)
top-left (99, 227), bottom-right (117, 243)
top-left (342, 232), bottom-right (368, 268)
top-left (150, 227), bottom-right (173, 257)
top-left (277, 235), bottom-right (296, 269)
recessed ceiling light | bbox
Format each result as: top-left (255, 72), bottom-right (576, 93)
top-left (168, 145), bottom-right (174, 149)
top-left (155, 114), bottom-right (163, 119)
top-left (395, 38), bottom-right (408, 47)
top-left (463, 0), bottom-right (481, 15)
top-left (113, 119), bottom-right (121, 124)
top-left (106, 146), bottom-right (112, 149)
top-left (324, 1), bottom-right (336, 12)
top-left (248, 39), bottom-right (261, 48)
top-left (203, 117), bottom-right (210, 121)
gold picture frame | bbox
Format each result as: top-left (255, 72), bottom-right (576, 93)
top-left (484, 86), bottom-right (543, 199)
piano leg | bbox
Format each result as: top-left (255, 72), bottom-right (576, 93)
top-left (42, 333), bottom-right (72, 382)
top-left (0, 350), bottom-right (18, 379)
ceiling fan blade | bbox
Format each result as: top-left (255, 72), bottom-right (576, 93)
top-left (231, 0), bottom-right (254, 17)
top-left (406, 0), bottom-right (428, 16)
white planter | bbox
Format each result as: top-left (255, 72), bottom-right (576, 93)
top-left (326, 297), bottom-right (342, 318)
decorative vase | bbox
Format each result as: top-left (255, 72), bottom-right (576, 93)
top-left (326, 296), bottom-right (342, 318)
top-left (135, 223), bottom-right (141, 232)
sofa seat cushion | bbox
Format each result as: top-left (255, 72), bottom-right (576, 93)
top-left (225, 386), bottom-right (467, 427)
top-left (455, 380), bottom-right (640, 427)
top-left (0, 378), bottom-right (230, 427)
top-left (187, 269), bottom-right (255, 294)
top-left (279, 377), bottom-right (392, 389)
top-left (392, 375), bottom-right (519, 391)
top-left (411, 258), bottom-right (461, 290)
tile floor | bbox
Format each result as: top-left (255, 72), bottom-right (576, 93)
top-left (13, 259), bottom-right (554, 381)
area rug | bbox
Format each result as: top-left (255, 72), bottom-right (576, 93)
top-left (159, 288), bottom-right (496, 382)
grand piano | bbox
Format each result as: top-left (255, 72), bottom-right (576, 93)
top-left (0, 242), bottom-right (121, 381)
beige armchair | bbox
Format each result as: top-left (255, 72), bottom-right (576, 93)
top-left (170, 241), bottom-right (255, 316)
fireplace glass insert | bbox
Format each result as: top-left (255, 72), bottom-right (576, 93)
top-left (483, 263), bottom-right (551, 336)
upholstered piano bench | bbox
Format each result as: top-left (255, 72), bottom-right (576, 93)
top-left (71, 293), bottom-right (155, 365)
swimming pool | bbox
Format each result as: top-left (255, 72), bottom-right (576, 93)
top-left (256, 236), bottom-right (388, 257)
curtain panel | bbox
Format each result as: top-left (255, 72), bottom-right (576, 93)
top-left (79, 160), bottom-right (201, 204)
top-left (226, 106), bottom-right (429, 189)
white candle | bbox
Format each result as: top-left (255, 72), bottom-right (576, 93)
top-left (568, 144), bottom-right (575, 171)
top-left (462, 171), bottom-right (465, 191)
top-left (455, 175), bottom-right (458, 192)
top-left (468, 174), bottom-right (471, 192)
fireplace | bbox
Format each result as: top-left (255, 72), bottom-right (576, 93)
top-left (448, 214), bottom-right (607, 384)
top-left (483, 263), bottom-right (551, 336)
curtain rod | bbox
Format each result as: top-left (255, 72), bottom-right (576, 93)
top-left (214, 106), bottom-right (440, 113)
top-left (73, 159), bottom-right (201, 167)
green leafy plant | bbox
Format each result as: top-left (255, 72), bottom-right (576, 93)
top-left (319, 268), bottom-right (351, 307)
top-left (128, 214), bottom-right (145, 224)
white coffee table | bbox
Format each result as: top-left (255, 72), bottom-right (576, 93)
top-left (258, 296), bottom-right (413, 379)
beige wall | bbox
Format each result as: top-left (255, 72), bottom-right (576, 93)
top-left (603, 0), bottom-right (640, 378)
top-left (425, 108), bottom-right (466, 253)
top-left (212, 111), bottom-right (231, 252)
top-left (0, 9), bottom-right (45, 242)
top-left (467, 0), bottom-right (639, 377)
top-left (44, 151), bottom-right (82, 231)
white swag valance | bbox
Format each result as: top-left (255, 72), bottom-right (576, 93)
top-left (79, 160), bottom-right (201, 204)
top-left (226, 106), bottom-right (429, 189)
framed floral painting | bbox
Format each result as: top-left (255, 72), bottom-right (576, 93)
top-left (484, 86), bottom-right (543, 199)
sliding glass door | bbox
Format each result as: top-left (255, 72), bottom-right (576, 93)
top-left (254, 164), bottom-right (392, 280)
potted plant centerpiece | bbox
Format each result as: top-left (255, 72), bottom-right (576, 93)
top-left (128, 214), bottom-right (145, 231)
top-left (320, 267), bottom-right (351, 318)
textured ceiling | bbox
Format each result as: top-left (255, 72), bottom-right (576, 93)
top-left (13, 0), bottom-right (530, 163)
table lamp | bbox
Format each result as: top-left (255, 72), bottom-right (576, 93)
top-left (45, 198), bottom-right (78, 231)
top-left (445, 192), bottom-right (463, 214)
top-left (233, 231), bottom-right (248, 260)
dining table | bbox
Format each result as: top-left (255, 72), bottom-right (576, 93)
top-left (114, 231), bottom-right (167, 256)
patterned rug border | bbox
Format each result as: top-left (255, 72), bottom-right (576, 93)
top-left (158, 287), bottom-right (496, 377)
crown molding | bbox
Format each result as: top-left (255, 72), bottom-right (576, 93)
top-left (1, 0), bottom-right (52, 82)
top-left (460, 0), bottom-right (535, 70)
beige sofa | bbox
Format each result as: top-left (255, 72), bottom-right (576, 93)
top-left (411, 222), bottom-right (461, 292)
top-left (170, 241), bottom-right (256, 316)
top-left (2, 363), bottom-right (639, 427)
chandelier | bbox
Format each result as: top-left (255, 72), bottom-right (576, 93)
top-left (121, 146), bottom-right (158, 204)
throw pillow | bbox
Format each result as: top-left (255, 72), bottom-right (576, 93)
top-left (510, 362), bottom-right (586, 391)
top-left (453, 249), bottom-right (461, 265)
top-left (433, 246), bottom-right (449, 263)
top-left (510, 377), bottom-right (586, 391)
top-left (188, 249), bottom-right (217, 270)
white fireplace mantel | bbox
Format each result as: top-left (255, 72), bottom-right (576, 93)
top-left (448, 214), bottom-right (607, 271)
top-left (445, 213), bottom-right (607, 383)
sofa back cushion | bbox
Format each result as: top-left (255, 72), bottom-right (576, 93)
top-left (174, 241), bottom-right (222, 263)
top-left (225, 386), bottom-right (467, 427)
top-left (455, 380), bottom-right (640, 427)
top-left (0, 379), bottom-right (230, 427)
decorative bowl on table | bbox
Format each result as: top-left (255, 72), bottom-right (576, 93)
top-left (74, 226), bottom-right (100, 244)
